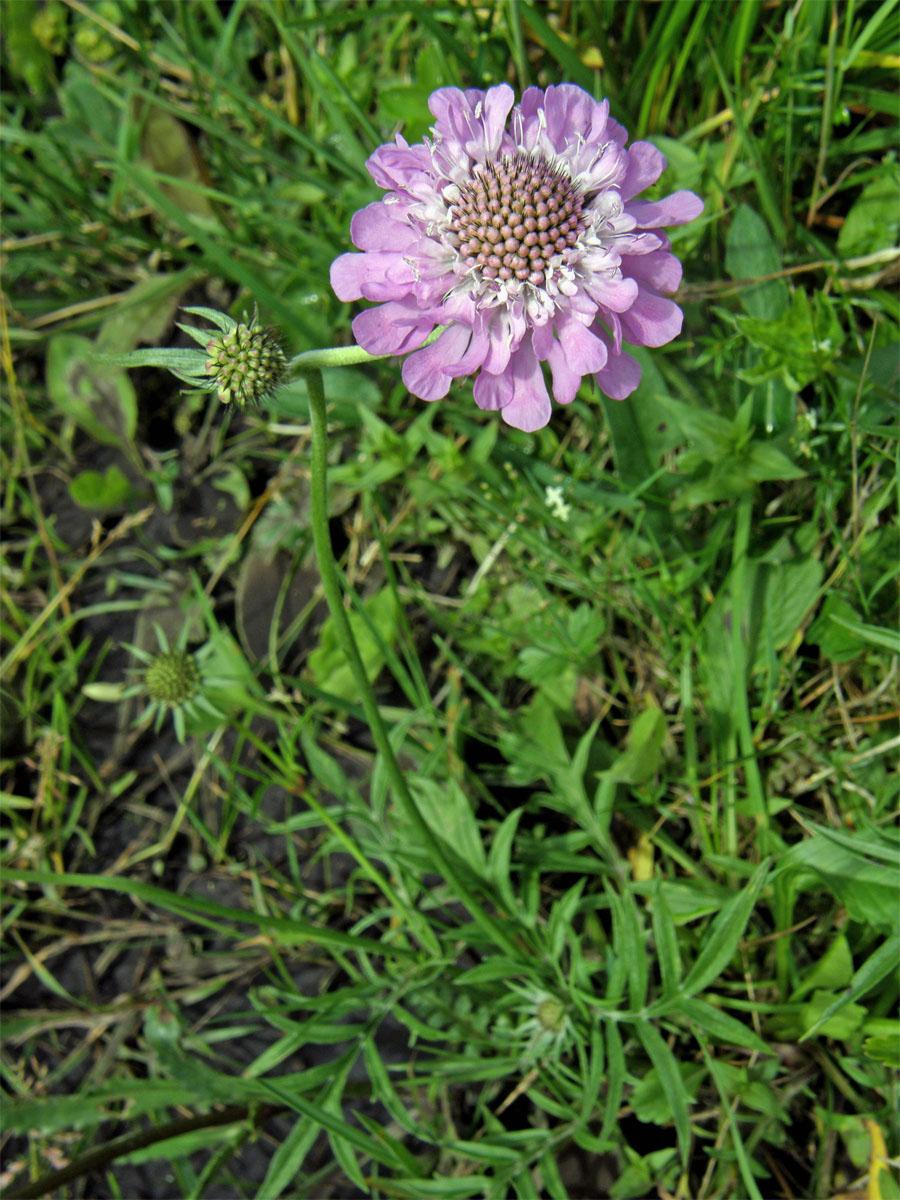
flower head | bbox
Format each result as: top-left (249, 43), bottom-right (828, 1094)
top-left (175, 306), bottom-right (286, 408)
top-left (331, 84), bottom-right (703, 431)
top-left (124, 625), bottom-right (223, 742)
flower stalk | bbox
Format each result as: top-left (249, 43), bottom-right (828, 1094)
top-left (301, 364), bottom-right (519, 957)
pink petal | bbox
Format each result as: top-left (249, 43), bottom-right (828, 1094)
top-left (557, 316), bottom-right (608, 375)
top-left (620, 141), bottom-right (666, 200)
top-left (531, 321), bottom-right (555, 360)
top-left (500, 338), bottom-right (552, 432)
top-left (592, 327), bottom-right (642, 400)
top-left (473, 368), bottom-right (513, 411)
top-left (514, 87), bottom-right (545, 152)
top-left (333, 252), bottom-right (416, 303)
top-left (620, 289), bottom-right (683, 347)
top-left (350, 202), bottom-right (417, 252)
top-left (402, 323), bottom-right (472, 400)
top-left (366, 137), bottom-right (431, 192)
top-left (330, 253), bottom-right (366, 302)
top-left (481, 312), bottom-right (515, 375)
top-left (585, 273), bottom-right (639, 313)
top-left (546, 341), bottom-right (583, 406)
top-left (476, 84), bottom-right (515, 158)
top-left (543, 84), bottom-right (598, 152)
top-left (428, 86), bottom-right (469, 128)
top-left (623, 249), bottom-right (683, 294)
top-left (352, 302), bottom-right (436, 356)
top-left (627, 191), bottom-right (704, 229)
top-left (444, 327), bottom-right (490, 378)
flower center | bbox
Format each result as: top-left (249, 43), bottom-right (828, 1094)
top-left (447, 152), bottom-right (586, 291)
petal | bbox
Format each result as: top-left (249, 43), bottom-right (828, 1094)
top-left (332, 251), bottom-right (416, 303)
top-left (350, 202), bottom-right (418, 252)
top-left (330, 252), bottom-right (366, 302)
top-left (620, 141), bottom-right (666, 200)
top-left (473, 368), bottom-right (513, 411)
top-left (513, 87), bottom-right (545, 151)
top-left (366, 137), bottom-right (432, 192)
top-left (500, 338), bottom-right (552, 432)
top-left (477, 84), bottom-right (515, 158)
top-left (592, 327), bottom-right (642, 400)
top-left (543, 84), bottom-right (598, 153)
top-left (622, 249), bottom-right (683, 294)
top-left (627, 190), bottom-right (704, 229)
top-left (619, 289), bottom-right (684, 347)
top-left (481, 311), bottom-right (515, 375)
top-left (585, 272), bottom-right (639, 313)
top-left (546, 341), bottom-right (583, 406)
top-left (352, 301), bottom-right (436, 356)
top-left (444, 326), bottom-right (490, 378)
top-left (428, 86), bottom-right (471, 128)
top-left (531, 321), bottom-right (555, 360)
top-left (557, 317), bottom-right (608, 375)
top-left (402, 323), bottom-right (472, 400)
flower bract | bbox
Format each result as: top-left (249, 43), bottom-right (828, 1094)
top-left (331, 83), bottom-right (703, 431)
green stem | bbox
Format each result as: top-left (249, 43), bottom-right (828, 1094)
top-left (729, 497), bottom-right (768, 833)
top-left (289, 326), bottom-right (445, 375)
top-left (301, 366), bottom-right (519, 957)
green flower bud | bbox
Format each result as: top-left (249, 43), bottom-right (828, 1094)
top-left (97, 305), bottom-right (289, 411)
top-left (204, 317), bottom-right (286, 408)
top-left (144, 649), bottom-right (200, 708)
top-left (536, 997), bottom-right (566, 1034)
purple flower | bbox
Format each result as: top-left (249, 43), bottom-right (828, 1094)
top-left (331, 83), bottom-right (703, 432)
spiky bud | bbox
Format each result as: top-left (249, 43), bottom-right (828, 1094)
top-left (536, 997), bottom-right (566, 1034)
top-left (144, 649), bottom-right (200, 707)
top-left (204, 317), bottom-right (286, 408)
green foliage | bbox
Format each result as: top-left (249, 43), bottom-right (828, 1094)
top-left (2, 1), bottom-right (898, 1198)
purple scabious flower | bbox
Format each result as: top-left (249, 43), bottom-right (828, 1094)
top-left (331, 83), bottom-right (703, 432)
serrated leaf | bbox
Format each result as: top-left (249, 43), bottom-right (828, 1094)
top-left (808, 595), bottom-right (869, 662)
top-left (778, 824), bottom-right (898, 933)
top-left (735, 289), bottom-right (845, 389)
top-left (606, 703), bottom-right (666, 785)
top-left (631, 1060), bottom-right (704, 1125)
top-left (742, 440), bottom-right (806, 482)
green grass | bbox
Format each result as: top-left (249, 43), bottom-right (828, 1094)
top-left (2, 1), bottom-right (898, 1198)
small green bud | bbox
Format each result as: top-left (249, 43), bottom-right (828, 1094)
top-left (204, 318), bottom-right (286, 408)
top-left (536, 998), bottom-right (566, 1034)
top-left (98, 305), bottom-right (289, 410)
top-left (144, 649), bottom-right (200, 707)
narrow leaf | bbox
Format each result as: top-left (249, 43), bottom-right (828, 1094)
top-left (681, 860), bottom-right (770, 996)
top-left (801, 934), bottom-right (900, 1041)
top-left (635, 1019), bottom-right (692, 1164)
